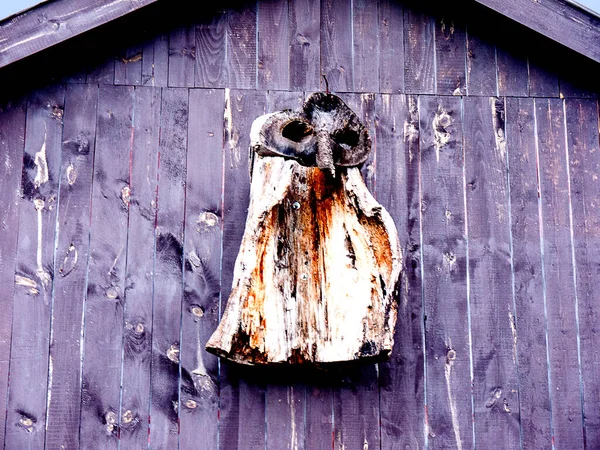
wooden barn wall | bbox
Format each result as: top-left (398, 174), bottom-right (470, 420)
top-left (0, 0), bottom-right (599, 449)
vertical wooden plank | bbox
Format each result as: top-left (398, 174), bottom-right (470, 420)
top-left (434, 15), bottom-right (466, 95)
top-left (179, 88), bottom-right (223, 450)
top-left (559, 52), bottom-right (600, 99)
top-left (45, 84), bottom-right (98, 450)
top-left (378, 0), bottom-right (405, 94)
top-left (142, 34), bottom-right (169, 87)
top-left (219, 89), bottom-right (267, 450)
top-left (258, 0), bottom-right (290, 90)
top-left (463, 96), bottom-right (520, 447)
top-left (115, 46), bottom-right (143, 86)
top-left (305, 382), bottom-right (333, 450)
top-left (149, 87), bottom-right (188, 450)
top-left (465, 19), bottom-right (497, 96)
top-left (0, 97), bottom-right (26, 444)
top-left (496, 25), bottom-right (528, 97)
top-left (353, 0), bottom-right (379, 93)
top-left (419, 95), bottom-right (473, 449)
top-left (227, 4), bottom-right (257, 90)
top-left (118, 86), bottom-right (161, 449)
top-left (79, 85), bottom-right (133, 450)
top-left (263, 90), bottom-right (306, 450)
top-left (404, 6), bottom-right (435, 94)
top-left (289, 0), bottom-right (320, 92)
top-left (565, 98), bottom-right (600, 446)
top-left (378, 94), bottom-right (425, 450)
top-left (169, 26), bottom-right (196, 88)
top-left (4, 85), bottom-right (65, 450)
top-left (195, 11), bottom-right (227, 88)
top-left (527, 36), bottom-right (559, 98)
top-left (535, 97), bottom-right (585, 448)
top-left (505, 96), bottom-right (552, 449)
top-left (320, 0), bottom-right (353, 92)
top-left (87, 57), bottom-right (115, 85)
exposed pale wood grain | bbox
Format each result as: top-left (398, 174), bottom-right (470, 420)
top-left (119, 86), bottom-right (161, 449)
top-left (169, 26), bottom-right (196, 87)
top-left (4, 85), bottom-right (65, 450)
top-left (179, 88), bottom-right (223, 450)
top-left (419, 95), bottom-right (473, 449)
top-left (404, 6), bottom-right (435, 94)
top-left (227, 4), bottom-right (257, 89)
top-left (353, 0), bottom-right (379, 92)
top-left (378, 94), bottom-right (425, 450)
top-left (195, 12), bottom-right (227, 88)
top-left (434, 15), bottom-right (466, 95)
top-left (289, 0), bottom-right (320, 91)
top-left (378, 0), bottom-right (405, 94)
top-left (258, 0), bottom-right (289, 90)
top-left (464, 96), bottom-right (520, 447)
top-left (320, 0), bottom-right (353, 92)
top-left (149, 87), bottom-right (188, 449)
top-left (45, 84), bottom-right (98, 450)
top-left (0, 97), bottom-right (27, 444)
top-left (566, 98), bottom-right (600, 446)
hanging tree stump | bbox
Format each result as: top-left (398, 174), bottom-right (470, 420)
top-left (206, 93), bottom-right (402, 365)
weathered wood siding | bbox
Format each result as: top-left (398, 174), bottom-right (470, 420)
top-left (0, 0), bottom-right (599, 448)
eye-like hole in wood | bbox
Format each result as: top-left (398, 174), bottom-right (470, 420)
top-left (332, 129), bottom-right (360, 150)
top-left (282, 120), bottom-right (314, 143)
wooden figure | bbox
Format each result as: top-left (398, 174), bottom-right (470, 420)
top-left (206, 93), bottom-right (402, 365)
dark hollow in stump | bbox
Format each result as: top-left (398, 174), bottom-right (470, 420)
top-left (206, 93), bottom-right (402, 365)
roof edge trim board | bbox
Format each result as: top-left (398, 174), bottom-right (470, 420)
top-left (473, 0), bottom-right (600, 64)
top-left (0, 0), bottom-right (159, 69)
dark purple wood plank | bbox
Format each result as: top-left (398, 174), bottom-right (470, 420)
top-left (463, 96), bottom-right (520, 447)
top-left (320, 0), bottom-right (353, 92)
top-left (535, 97), bottom-right (585, 449)
top-left (495, 24), bottom-right (528, 97)
top-left (79, 85), bottom-right (133, 450)
top-left (378, 94), bottom-right (425, 450)
top-left (305, 384), bottom-right (333, 450)
top-left (227, 5), bottom-right (257, 90)
top-left (258, 0), bottom-right (290, 90)
top-left (505, 96), bottom-right (552, 449)
top-left (558, 51), bottom-right (600, 99)
top-left (527, 35), bottom-right (559, 98)
top-left (0, 0), bottom-right (160, 68)
top-left (4, 85), bottom-right (65, 449)
top-left (465, 19), bottom-right (497, 96)
top-left (434, 16), bottom-right (466, 95)
top-left (403, 6), bottom-right (435, 94)
top-left (263, 90), bottom-right (306, 450)
top-left (219, 89), bottom-right (267, 450)
top-left (0, 97), bottom-right (26, 444)
top-left (195, 12), bottom-right (227, 88)
top-left (149, 87), bottom-right (188, 449)
top-left (142, 34), bottom-right (169, 87)
top-left (115, 45), bottom-right (143, 86)
top-left (352, 0), bottom-right (379, 93)
top-left (179, 88), bottom-right (224, 450)
top-left (378, 0), bottom-right (405, 94)
top-left (119, 86), bottom-right (161, 449)
top-left (87, 56), bottom-right (116, 85)
top-left (565, 98), bottom-right (600, 447)
top-left (289, 0), bottom-right (320, 92)
top-left (419, 95), bottom-right (473, 449)
top-left (45, 84), bottom-right (98, 450)
top-left (169, 26), bottom-right (196, 88)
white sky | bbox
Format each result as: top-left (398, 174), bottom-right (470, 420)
top-left (0, 0), bottom-right (48, 21)
top-left (573, 0), bottom-right (600, 15)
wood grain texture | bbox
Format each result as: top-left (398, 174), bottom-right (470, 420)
top-left (119, 86), bottom-right (161, 449)
top-left (289, 0), bottom-right (320, 92)
top-left (378, 0), bottom-right (405, 94)
top-left (4, 85), bottom-right (65, 450)
top-left (419, 95), bottom-right (473, 449)
top-left (258, 0), bottom-right (289, 90)
top-left (86, 56), bottom-right (115, 85)
top-left (527, 36), bottom-right (559, 98)
top-left (169, 26), bottom-right (196, 88)
top-left (565, 98), bottom-right (600, 447)
top-left (79, 85), bottom-right (133, 450)
top-left (219, 89), bottom-right (266, 450)
top-left (504, 96), bottom-right (552, 449)
top-left (463, 96), bottom-right (520, 448)
top-left (195, 11), bottom-right (227, 88)
top-left (142, 34), bottom-right (169, 87)
top-left (0, 0), bottom-right (160, 68)
top-left (434, 15), bottom-right (466, 95)
top-left (179, 88), bottom-right (223, 450)
top-left (465, 18), bottom-right (497, 97)
top-left (227, 4), bottom-right (257, 90)
top-left (353, 0), bottom-right (379, 93)
top-left (377, 94), bottom-right (425, 450)
top-left (149, 87), bottom-right (188, 450)
top-left (403, 6), bottom-right (435, 94)
top-left (495, 24), bottom-right (528, 97)
top-left (320, 0), bottom-right (353, 92)
top-left (115, 45), bottom-right (143, 86)
top-left (0, 97), bottom-right (27, 444)
top-left (45, 84), bottom-right (98, 450)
